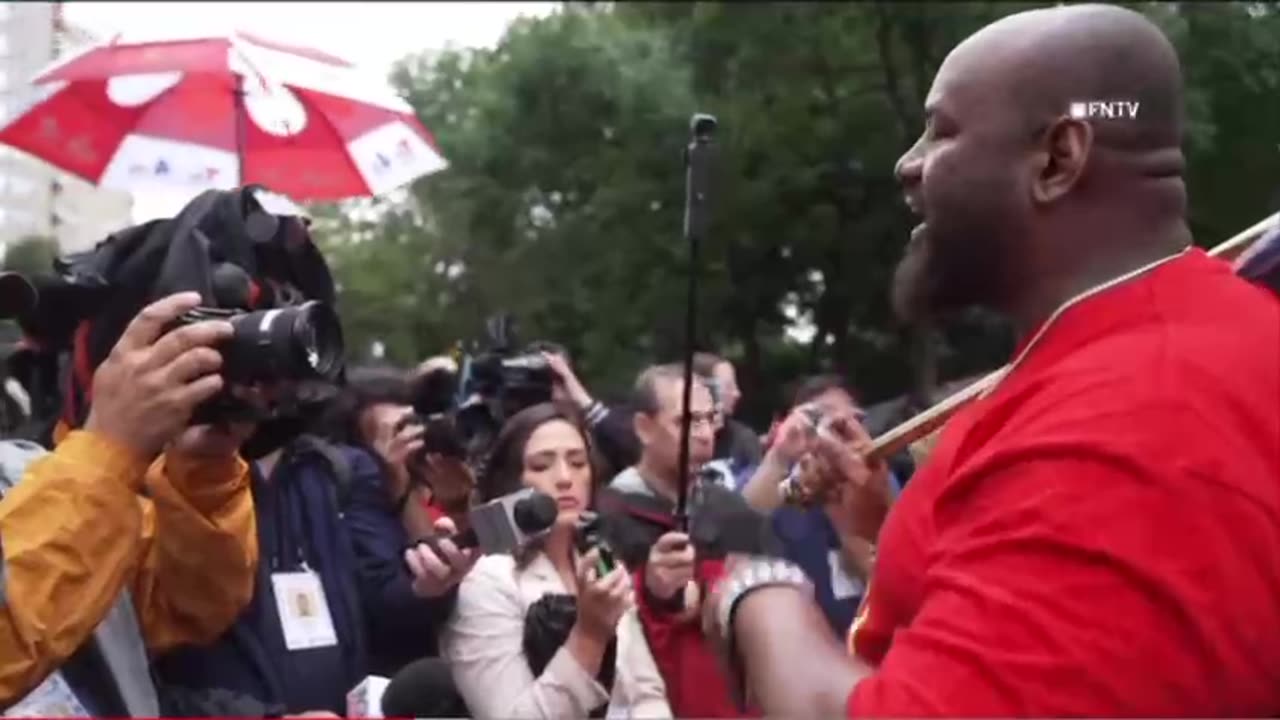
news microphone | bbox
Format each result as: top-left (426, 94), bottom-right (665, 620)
top-left (424, 488), bottom-right (559, 554)
top-left (380, 657), bottom-right (466, 718)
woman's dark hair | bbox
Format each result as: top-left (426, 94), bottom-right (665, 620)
top-left (309, 366), bottom-right (417, 507)
top-left (480, 401), bottom-right (604, 502)
top-left (481, 401), bottom-right (605, 567)
top-left (316, 365), bottom-right (414, 446)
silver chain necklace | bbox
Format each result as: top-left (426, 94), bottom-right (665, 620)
top-left (978, 246), bottom-right (1192, 398)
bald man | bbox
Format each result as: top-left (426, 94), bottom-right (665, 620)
top-left (705, 5), bottom-right (1280, 717)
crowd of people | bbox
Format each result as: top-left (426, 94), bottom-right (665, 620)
top-left (2, 3), bottom-right (1280, 719)
top-left (0, 273), bottom-right (895, 718)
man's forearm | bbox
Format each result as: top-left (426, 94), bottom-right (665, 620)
top-left (160, 449), bottom-right (248, 515)
top-left (0, 432), bottom-right (149, 708)
top-left (741, 454), bottom-right (790, 512)
top-left (138, 453), bottom-right (257, 652)
top-left (733, 585), bottom-right (869, 716)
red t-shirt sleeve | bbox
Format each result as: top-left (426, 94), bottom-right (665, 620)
top-left (847, 430), bottom-right (1276, 717)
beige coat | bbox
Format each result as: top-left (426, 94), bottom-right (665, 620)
top-left (441, 553), bottom-right (672, 720)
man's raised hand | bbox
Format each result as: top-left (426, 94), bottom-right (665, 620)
top-left (84, 292), bottom-right (232, 459)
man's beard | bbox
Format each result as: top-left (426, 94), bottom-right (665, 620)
top-left (891, 219), bottom-right (1015, 324)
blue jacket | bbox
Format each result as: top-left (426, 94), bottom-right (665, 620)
top-left (771, 505), bottom-right (864, 637)
top-left (152, 442), bottom-right (370, 717)
top-left (733, 464), bottom-right (900, 639)
top-left (341, 448), bottom-right (458, 676)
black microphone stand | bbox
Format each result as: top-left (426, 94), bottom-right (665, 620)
top-left (674, 113), bottom-right (717, 531)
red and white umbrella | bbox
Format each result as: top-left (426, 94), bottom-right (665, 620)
top-left (0, 30), bottom-right (447, 202)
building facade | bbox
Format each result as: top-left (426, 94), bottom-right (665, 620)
top-left (0, 1), bottom-right (132, 259)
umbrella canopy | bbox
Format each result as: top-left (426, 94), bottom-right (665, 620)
top-left (0, 29), bottom-right (447, 201)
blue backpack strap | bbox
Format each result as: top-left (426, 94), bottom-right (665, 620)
top-left (288, 434), bottom-right (354, 514)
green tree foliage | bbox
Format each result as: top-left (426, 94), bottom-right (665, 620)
top-left (313, 1), bottom-right (1280, 424)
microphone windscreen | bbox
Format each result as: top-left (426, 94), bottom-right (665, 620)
top-left (381, 657), bottom-right (466, 718)
top-left (513, 491), bottom-right (559, 533)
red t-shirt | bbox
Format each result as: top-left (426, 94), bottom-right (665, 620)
top-left (847, 249), bottom-right (1280, 716)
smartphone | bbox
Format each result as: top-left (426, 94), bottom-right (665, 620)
top-left (801, 405), bottom-right (824, 434)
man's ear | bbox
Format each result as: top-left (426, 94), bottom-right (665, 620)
top-left (634, 411), bottom-right (654, 447)
top-left (1032, 116), bottom-right (1092, 205)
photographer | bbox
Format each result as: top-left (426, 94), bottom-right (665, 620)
top-left (0, 292), bottom-right (258, 715)
top-left (321, 366), bottom-right (478, 677)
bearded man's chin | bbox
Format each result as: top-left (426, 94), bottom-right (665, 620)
top-left (891, 252), bottom-right (935, 324)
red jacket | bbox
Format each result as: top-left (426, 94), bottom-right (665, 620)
top-left (632, 558), bottom-right (753, 718)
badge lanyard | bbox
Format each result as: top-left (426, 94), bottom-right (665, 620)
top-left (264, 454), bottom-right (319, 574)
top-left (259, 453), bottom-right (340, 652)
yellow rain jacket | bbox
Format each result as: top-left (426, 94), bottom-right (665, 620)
top-left (0, 427), bottom-right (258, 708)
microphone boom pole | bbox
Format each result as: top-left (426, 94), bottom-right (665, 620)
top-left (674, 113), bottom-right (718, 531)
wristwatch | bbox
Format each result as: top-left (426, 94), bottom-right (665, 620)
top-left (715, 557), bottom-right (813, 709)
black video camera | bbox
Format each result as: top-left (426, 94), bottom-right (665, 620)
top-left (462, 313), bottom-right (556, 418)
top-left (408, 314), bottom-right (554, 469)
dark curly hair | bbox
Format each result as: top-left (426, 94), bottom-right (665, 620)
top-left (315, 365), bottom-right (414, 445)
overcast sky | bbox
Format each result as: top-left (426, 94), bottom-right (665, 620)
top-left (60, 1), bottom-right (557, 220)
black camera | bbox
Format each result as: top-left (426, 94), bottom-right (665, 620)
top-left (175, 301), bottom-right (344, 386)
top-left (394, 410), bottom-right (466, 462)
top-left (0, 186), bottom-right (347, 445)
top-left (172, 259), bottom-right (346, 425)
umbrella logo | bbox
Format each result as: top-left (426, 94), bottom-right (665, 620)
top-left (154, 159), bottom-right (170, 176)
top-left (395, 138), bottom-right (413, 159)
top-left (38, 117), bottom-right (61, 143)
top-left (67, 137), bottom-right (97, 163)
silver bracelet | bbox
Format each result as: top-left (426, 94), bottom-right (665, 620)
top-left (716, 557), bottom-right (813, 710)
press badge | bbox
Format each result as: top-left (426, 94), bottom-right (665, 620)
top-left (272, 570), bottom-right (338, 651)
top-left (828, 549), bottom-right (866, 601)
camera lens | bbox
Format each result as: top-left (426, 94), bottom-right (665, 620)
top-left (223, 300), bottom-right (344, 383)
